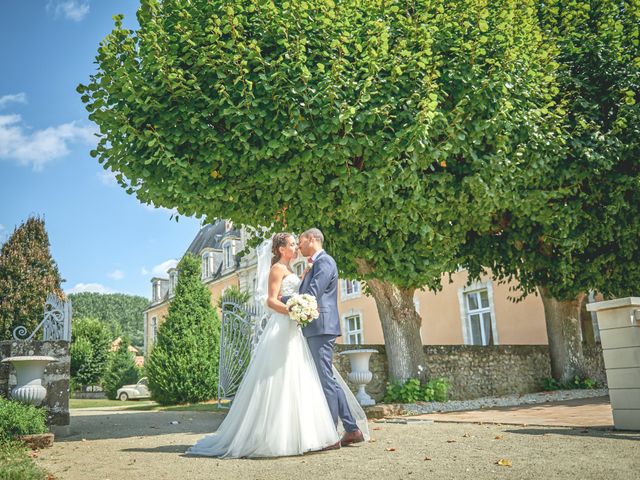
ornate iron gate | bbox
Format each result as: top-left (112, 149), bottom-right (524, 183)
top-left (217, 293), bottom-right (269, 408)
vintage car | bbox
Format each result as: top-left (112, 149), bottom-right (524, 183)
top-left (116, 377), bottom-right (150, 401)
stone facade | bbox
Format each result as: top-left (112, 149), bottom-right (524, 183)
top-left (333, 344), bottom-right (606, 401)
top-left (0, 340), bottom-right (70, 426)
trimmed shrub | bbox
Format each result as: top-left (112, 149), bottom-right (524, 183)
top-left (146, 254), bottom-right (220, 405)
top-left (0, 398), bottom-right (47, 443)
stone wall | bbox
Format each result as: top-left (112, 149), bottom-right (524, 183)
top-left (334, 344), bottom-right (606, 401)
top-left (0, 340), bottom-right (70, 426)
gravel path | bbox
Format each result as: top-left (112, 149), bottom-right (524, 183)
top-left (35, 393), bottom-right (639, 480)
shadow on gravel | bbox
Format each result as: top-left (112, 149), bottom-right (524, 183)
top-left (122, 445), bottom-right (194, 454)
top-left (505, 427), bottom-right (640, 442)
top-left (58, 411), bottom-right (225, 442)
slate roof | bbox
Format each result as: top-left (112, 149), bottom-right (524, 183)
top-left (184, 220), bottom-right (240, 256)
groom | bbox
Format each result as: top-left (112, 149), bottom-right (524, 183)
top-left (282, 228), bottom-right (364, 449)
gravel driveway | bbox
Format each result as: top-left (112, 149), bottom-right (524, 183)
top-left (36, 406), bottom-right (639, 480)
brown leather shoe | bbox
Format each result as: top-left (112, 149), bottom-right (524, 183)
top-left (321, 440), bottom-right (341, 451)
top-left (340, 429), bottom-right (364, 447)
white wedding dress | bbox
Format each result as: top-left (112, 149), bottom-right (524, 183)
top-left (187, 273), bottom-right (346, 458)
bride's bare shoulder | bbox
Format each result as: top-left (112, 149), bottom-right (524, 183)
top-left (269, 263), bottom-right (287, 277)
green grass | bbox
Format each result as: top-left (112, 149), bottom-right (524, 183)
top-left (70, 398), bottom-right (229, 412)
top-left (0, 441), bottom-right (47, 480)
top-left (70, 398), bottom-right (155, 409)
top-left (125, 400), bottom-right (229, 412)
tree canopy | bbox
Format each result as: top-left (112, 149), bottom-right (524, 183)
top-left (462, 0), bottom-right (640, 301)
top-left (80, 0), bottom-right (563, 290)
top-left (69, 292), bottom-right (149, 347)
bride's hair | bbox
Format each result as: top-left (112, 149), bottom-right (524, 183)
top-left (271, 232), bottom-right (293, 266)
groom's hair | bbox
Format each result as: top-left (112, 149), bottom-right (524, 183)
top-left (301, 228), bottom-right (324, 244)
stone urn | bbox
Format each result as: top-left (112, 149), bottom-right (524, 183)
top-left (339, 349), bottom-right (378, 406)
top-left (1, 356), bottom-right (56, 406)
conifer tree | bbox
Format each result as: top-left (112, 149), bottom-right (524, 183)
top-left (146, 254), bottom-right (220, 405)
top-left (0, 216), bottom-right (64, 340)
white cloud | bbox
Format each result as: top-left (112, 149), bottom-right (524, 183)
top-left (141, 267), bottom-right (150, 275)
top-left (0, 224), bottom-right (5, 231)
top-left (142, 201), bottom-right (179, 216)
top-left (46, 1), bottom-right (90, 22)
top-left (66, 282), bottom-right (114, 294)
top-left (98, 170), bottom-right (118, 187)
top-left (0, 93), bottom-right (27, 109)
top-left (152, 259), bottom-right (178, 276)
top-left (107, 269), bottom-right (125, 280)
top-left (0, 114), bottom-right (96, 170)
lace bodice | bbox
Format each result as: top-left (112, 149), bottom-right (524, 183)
top-left (280, 273), bottom-right (301, 297)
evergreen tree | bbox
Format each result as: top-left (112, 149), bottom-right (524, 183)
top-left (146, 254), bottom-right (220, 405)
top-left (70, 317), bottom-right (112, 387)
top-left (0, 216), bottom-right (64, 340)
top-left (102, 337), bottom-right (140, 400)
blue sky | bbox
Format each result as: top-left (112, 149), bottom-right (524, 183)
top-left (0, 1), bottom-right (202, 298)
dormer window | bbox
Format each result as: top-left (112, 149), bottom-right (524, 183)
top-left (223, 242), bottom-right (233, 269)
top-left (169, 270), bottom-right (178, 295)
top-left (202, 252), bottom-right (215, 278)
top-left (152, 280), bottom-right (161, 302)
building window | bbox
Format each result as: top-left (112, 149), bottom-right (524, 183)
top-left (152, 281), bottom-right (161, 302)
top-left (151, 316), bottom-right (158, 345)
top-left (464, 288), bottom-right (495, 346)
top-left (343, 313), bottom-right (364, 345)
top-left (341, 279), bottom-right (361, 300)
top-left (224, 243), bottom-right (233, 269)
top-left (293, 261), bottom-right (305, 277)
top-left (169, 270), bottom-right (177, 295)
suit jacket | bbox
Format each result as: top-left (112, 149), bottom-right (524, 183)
top-left (282, 251), bottom-right (342, 338)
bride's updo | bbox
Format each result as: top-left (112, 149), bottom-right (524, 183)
top-left (271, 233), bottom-right (293, 266)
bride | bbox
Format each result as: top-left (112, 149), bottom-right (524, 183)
top-left (187, 232), bottom-right (368, 458)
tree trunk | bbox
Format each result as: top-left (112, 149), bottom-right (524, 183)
top-left (355, 260), bottom-right (427, 382)
top-left (538, 287), bottom-right (586, 384)
top-left (579, 295), bottom-right (596, 347)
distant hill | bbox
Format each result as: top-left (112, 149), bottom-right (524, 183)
top-left (68, 292), bottom-right (149, 348)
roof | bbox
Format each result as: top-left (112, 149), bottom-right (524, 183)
top-left (184, 220), bottom-right (240, 256)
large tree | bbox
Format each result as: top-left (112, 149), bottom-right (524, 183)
top-left (145, 254), bottom-right (220, 404)
top-left (68, 292), bottom-right (149, 347)
top-left (0, 217), bottom-right (64, 340)
top-left (461, 0), bottom-right (640, 383)
top-left (80, 0), bottom-right (563, 380)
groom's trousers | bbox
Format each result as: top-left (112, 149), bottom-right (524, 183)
top-left (306, 335), bottom-right (359, 433)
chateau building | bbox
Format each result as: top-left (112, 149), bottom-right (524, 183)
top-left (143, 221), bottom-right (551, 355)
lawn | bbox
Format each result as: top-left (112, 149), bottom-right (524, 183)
top-left (70, 398), bottom-right (229, 412)
top-left (69, 398), bottom-right (155, 409)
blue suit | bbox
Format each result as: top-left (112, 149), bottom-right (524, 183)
top-left (283, 251), bottom-right (358, 432)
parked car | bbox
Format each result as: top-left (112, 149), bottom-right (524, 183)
top-left (116, 377), bottom-right (150, 401)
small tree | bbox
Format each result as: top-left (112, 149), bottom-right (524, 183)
top-left (102, 338), bottom-right (140, 400)
top-left (70, 317), bottom-right (112, 387)
top-left (146, 254), bottom-right (220, 405)
top-left (0, 216), bottom-right (64, 340)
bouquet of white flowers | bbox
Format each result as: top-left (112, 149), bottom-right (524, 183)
top-left (286, 294), bottom-right (320, 327)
